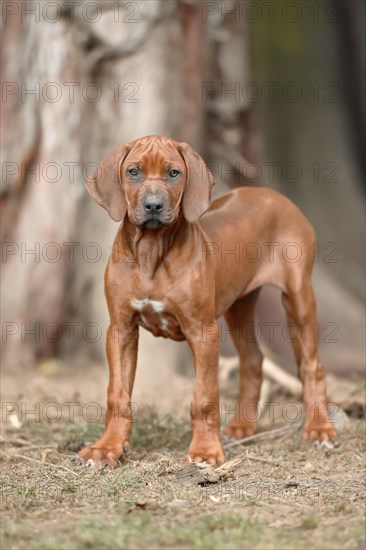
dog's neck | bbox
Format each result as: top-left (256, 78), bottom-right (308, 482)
top-left (120, 215), bottom-right (195, 278)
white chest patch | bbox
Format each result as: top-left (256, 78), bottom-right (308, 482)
top-left (131, 298), bottom-right (165, 313)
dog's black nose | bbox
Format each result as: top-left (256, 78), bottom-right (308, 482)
top-left (143, 196), bottom-right (164, 214)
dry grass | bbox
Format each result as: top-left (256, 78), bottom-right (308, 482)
top-left (1, 407), bottom-right (365, 550)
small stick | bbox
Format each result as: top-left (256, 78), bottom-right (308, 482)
top-left (19, 444), bottom-right (58, 452)
top-left (216, 457), bottom-right (242, 472)
top-left (262, 357), bottom-right (302, 397)
top-left (245, 454), bottom-right (282, 467)
top-left (223, 425), bottom-right (299, 449)
top-left (219, 355), bottom-right (302, 397)
top-left (14, 454), bottom-right (79, 477)
top-left (2, 437), bottom-right (58, 451)
top-left (41, 449), bottom-right (51, 463)
top-left (2, 437), bottom-right (30, 447)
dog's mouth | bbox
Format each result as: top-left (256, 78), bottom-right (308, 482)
top-left (143, 219), bottom-right (164, 229)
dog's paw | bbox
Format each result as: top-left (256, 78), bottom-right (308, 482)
top-left (186, 441), bottom-right (225, 466)
top-left (224, 421), bottom-right (256, 441)
top-left (302, 424), bottom-right (339, 449)
top-left (75, 441), bottom-right (129, 469)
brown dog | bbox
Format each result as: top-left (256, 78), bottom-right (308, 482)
top-left (77, 135), bottom-right (337, 468)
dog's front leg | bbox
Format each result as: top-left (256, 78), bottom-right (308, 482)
top-left (77, 321), bottom-right (138, 468)
top-left (186, 321), bottom-right (225, 466)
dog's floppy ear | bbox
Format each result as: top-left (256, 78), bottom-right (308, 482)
top-left (85, 143), bottom-right (130, 222)
top-left (178, 142), bottom-right (215, 223)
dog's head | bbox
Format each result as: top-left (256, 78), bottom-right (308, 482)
top-left (86, 135), bottom-right (214, 227)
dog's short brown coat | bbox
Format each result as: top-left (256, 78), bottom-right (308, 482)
top-left (78, 135), bottom-right (337, 468)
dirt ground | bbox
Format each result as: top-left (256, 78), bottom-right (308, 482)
top-left (1, 399), bottom-right (365, 550)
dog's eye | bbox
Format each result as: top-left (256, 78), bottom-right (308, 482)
top-left (169, 169), bottom-right (180, 179)
top-left (128, 168), bottom-right (139, 177)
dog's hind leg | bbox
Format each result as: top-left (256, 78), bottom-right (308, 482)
top-left (281, 279), bottom-right (338, 448)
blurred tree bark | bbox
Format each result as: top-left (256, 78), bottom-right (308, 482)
top-left (1, 0), bottom-right (253, 376)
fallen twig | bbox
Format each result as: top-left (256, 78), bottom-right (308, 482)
top-left (219, 355), bottom-right (302, 397)
top-left (223, 425), bottom-right (299, 449)
top-left (1, 436), bottom-right (29, 447)
top-left (13, 443), bottom-right (57, 451)
top-left (14, 454), bottom-right (79, 477)
top-left (262, 357), bottom-right (302, 396)
top-left (216, 457), bottom-right (242, 472)
top-left (245, 454), bottom-right (282, 467)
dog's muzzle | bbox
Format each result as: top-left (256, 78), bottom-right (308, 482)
top-left (141, 195), bottom-right (166, 229)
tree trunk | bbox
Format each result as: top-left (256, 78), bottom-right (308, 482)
top-left (1, 0), bottom-right (252, 397)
